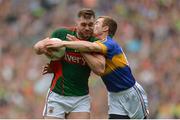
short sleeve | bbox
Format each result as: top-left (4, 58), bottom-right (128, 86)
top-left (95, 41), bottom-right (108, 55)
top-left (51, 28), bottom-right (70, 40)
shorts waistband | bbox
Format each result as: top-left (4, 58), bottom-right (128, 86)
top-left (109, 82), bottom-right (137, 96)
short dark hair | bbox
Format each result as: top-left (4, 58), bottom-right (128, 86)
top-left (78, 8), bottom-right (95, 19)
top-left (99, 16), bottom-right (117, 36)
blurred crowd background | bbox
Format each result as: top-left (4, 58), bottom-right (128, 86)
top-left (0, 0), bottom-right (179, 118)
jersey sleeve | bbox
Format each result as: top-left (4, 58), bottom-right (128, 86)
top-left (95, 38), bottom-right (119, 60)
top-left (95, 41), bottom-right (108, 55)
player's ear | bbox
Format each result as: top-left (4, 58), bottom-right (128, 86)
top-left (103, 26), bottom-right (109, 33)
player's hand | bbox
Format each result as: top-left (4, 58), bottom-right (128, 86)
top-left (40, 47), bottom-right (53, 56)
top-left (42, 63), bottom-right (53, 75)
top-left (66, 34), bottom-right (80, 41)
top-left (34, 37), bottom-right (51, 54)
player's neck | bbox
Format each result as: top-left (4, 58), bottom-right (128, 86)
top-left (98, 32), bottom-right (108, 41)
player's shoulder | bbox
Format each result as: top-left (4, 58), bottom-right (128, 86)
top-left (98, 36), bottom-right (115, 46)
top-left (51, 27), bottom-right (76, 39)
top-left (99, 36), bottom-right (122, 50)
top-left (106, 36), bottom-right (121, 47)
top-left (52, 27), bottom-right (76, 34)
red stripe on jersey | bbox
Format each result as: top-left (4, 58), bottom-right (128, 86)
top-left (50, 60), bottom-right (63, 91)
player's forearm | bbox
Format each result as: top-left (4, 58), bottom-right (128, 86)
top-left (81, 53), bottom-right (105, 75)
top-left (63, 41), bottom-right (101, 52)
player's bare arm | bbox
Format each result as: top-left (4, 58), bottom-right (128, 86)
top-left (66, 34), bottom-right (102, 52)
top-left (44, 34), bottom-right (102, 53)
top-left (63, 41), bottom-right (101, 52)
top-left (81, 53), bottom-right (105, 75)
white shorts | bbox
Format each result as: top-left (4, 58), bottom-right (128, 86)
top-left (43, 90), bottom-right (90, 118)
top-left (108, 82), bottom-right (149, 119)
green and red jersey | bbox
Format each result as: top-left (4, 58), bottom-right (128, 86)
top-left (49, 28), bottom-right (97, 96)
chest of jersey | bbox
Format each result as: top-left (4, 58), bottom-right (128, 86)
top-left (63, 49), bottom-right (86, 66)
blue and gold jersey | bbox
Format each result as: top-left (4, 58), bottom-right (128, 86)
top-left (95, 36), bottom-right (135, 92)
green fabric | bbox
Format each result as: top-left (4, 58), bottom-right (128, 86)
top-left (50, 28), bottom-right (97, 96)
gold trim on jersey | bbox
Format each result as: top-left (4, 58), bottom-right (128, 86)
top-left (95, 41), bottom-right (107, 54)
top-left (102, 53), bottom-right (128, 75)
top-left (112, 53), bottom-right (129, 67)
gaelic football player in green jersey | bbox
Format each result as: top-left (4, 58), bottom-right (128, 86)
top-left (34, 9), bottom-right (105, 119)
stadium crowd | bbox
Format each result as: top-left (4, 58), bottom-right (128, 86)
top-left (0, 0), bottom-right (179, 118)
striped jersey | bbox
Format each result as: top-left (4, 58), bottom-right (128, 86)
top-left (96, 36), bottom-right (136, 92)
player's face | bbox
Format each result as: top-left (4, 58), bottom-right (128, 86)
top-left (93, 18), bottom-right (104, 37)
top-left (76, 16), bottom-right (94, 39)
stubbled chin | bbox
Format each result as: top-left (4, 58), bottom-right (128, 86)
top-left (93, 33), bottom-right (98, 37)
